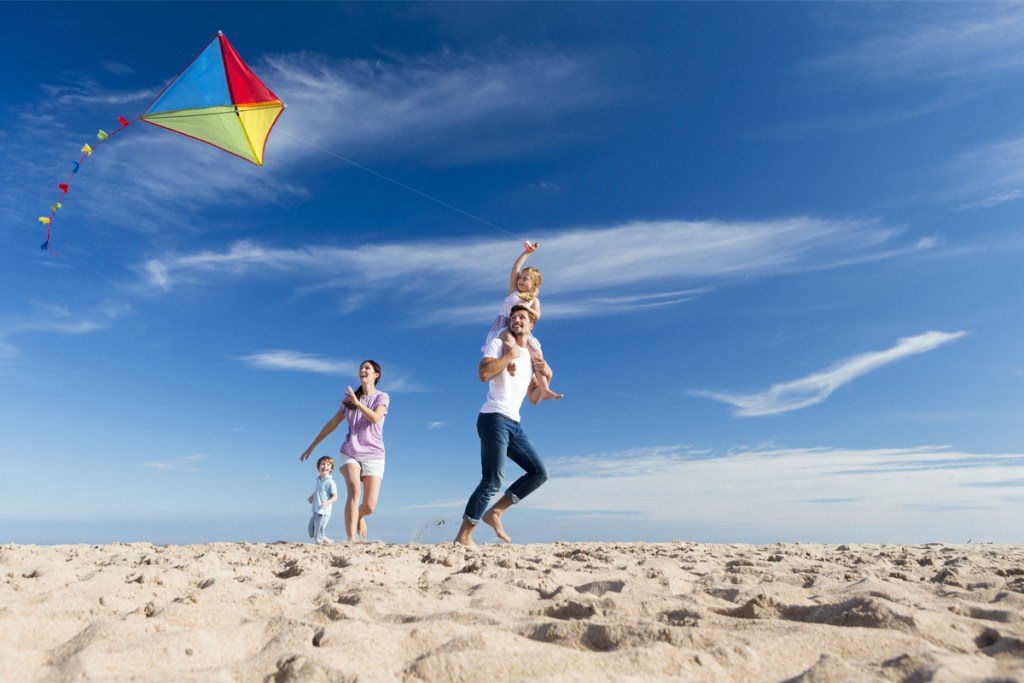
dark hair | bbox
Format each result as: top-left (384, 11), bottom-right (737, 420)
top-left (510, 304), bottom-right (537, 323)
top-left (344, 359), bottom-right (381, 408)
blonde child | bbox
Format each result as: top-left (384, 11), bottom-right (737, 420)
top-left (307, 455), bottom-right (338, 545)
top-left (483, 243), bottom-right (563, 401)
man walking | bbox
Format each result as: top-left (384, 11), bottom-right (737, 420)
top-left (455, 304), bottom-right (553, 545)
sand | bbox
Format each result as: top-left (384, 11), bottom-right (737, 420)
top-left (1, 541), bottom-right (1022, 682)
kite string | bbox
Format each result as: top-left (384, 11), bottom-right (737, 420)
top-left (277, 129), bottom-right (527, 243)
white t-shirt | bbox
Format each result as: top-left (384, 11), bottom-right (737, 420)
top-left (479, 336), bottom-right (533, 423)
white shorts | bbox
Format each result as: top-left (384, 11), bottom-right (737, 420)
top-left (337, 454), bottom-right (385, 479)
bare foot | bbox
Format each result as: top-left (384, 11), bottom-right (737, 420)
top-left (482, 509), bottom-right (511, 542)
top-left (358, 517), bottom-right (368, 540)
top-left (454, 519), bottom-right (476, 545)
top-left (540, 388), bottom-right (564, 401)
top-left (319, 537), bottom-right (334, 546)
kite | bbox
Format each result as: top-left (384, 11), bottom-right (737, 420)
top-left (38, 31), bottom-right (285, 253)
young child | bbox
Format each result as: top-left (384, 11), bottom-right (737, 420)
top-left (483, 243), bottom-right (563, 401)
top-left (307, 456), bottom-right (338, 545)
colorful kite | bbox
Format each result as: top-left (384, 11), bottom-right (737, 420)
top-left (38, 31), bottom-right (285, 253)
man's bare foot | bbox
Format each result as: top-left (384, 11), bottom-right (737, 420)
top-left (482, 509), bottom-right (511, 542)
top-left (454, 519), bottom-right (476, 545)
top-left (358, 517), bottom-right (368, 540)
top-left (540, 388), bottom-right (564, 401)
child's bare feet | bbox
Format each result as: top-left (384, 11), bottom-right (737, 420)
top-left (540, 387), bottom-right (564, 401)
top-left (482, 508), bottom-right (511, 542)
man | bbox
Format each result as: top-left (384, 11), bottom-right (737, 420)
top-left (454, 304), bottom-right (553, 545)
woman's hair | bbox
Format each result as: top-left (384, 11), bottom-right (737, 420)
top-left (517, 266), bottom-right (543, 303)
top-left (343, 359), bottom-right (381, 408)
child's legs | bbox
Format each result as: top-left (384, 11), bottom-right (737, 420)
top-left (312, 512), bottom-right (330, 542)
top-left (528, 337), bottom-right (562, 399)
top-left (308, 514), bottom-right (317, 539)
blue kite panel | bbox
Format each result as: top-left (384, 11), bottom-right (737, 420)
top-left (146, 39), bottom-right (231, 114)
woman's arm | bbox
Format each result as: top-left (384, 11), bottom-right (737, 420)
top-left (345, 386), bottom-right (388, 424)
top-left (299, 407), bottom-right (346, 460)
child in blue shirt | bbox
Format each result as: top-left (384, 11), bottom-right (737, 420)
top-left (307, 456), bottom-right (338, 545)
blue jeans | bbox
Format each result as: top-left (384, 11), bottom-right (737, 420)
top-left (463, 412), bottom-right (548, 524)
top-left (308, 511), bottom-right (331, 542)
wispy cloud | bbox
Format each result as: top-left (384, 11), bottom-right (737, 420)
top-left (235, 350), bottom-right (359, 376)
top-left (138, 216), bottom-right (927, 322)
top-left (0, 301), bottom-right (131, 366)
top-left (947, 137), bottom-right (1024, 211)
top-left (692, 331), bottom-right (968, 417)
top-left (427, 421), bottom-right (447, 430)
top-left (267, 47), bottom-right (622, 164)
top-left (235, 349), bottom-right (423, 391)
top-left (526, 444), bottom-right (1024, 542)
top-left (2, 45), bottom-right (620, 239)
top-left (810, 4), bottom-right (1024, 82)
top-left (773, 5), bottom-right (1024, 137)
top-left (139, 453), bottom-right (209, 472)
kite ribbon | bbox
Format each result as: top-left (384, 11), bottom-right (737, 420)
top-left (38, 116), bottom-right (136, 254)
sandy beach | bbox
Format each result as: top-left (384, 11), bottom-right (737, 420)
top-left (1, 541), bottom-right (1022, 682)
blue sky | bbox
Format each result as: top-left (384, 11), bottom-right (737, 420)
top-left (2, 2), bottom-right (1022, 545)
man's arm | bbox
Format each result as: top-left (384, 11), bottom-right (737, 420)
top-left (479, 345), bottom-right (520, 382)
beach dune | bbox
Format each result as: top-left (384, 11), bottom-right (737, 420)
top-left (1, 541), bottom-right (1022, 681)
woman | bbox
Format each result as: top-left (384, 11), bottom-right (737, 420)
top-left (300, 360), bottom-right (389, 542)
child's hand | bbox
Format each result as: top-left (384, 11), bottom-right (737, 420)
top-left (307, 495), bottom-right (314, 504)
top-left (523, 241), bottom-right (538, 253)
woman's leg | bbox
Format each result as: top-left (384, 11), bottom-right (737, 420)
top-left (340, 462), bottom-right (362, 541)
top-left (358, 475), bottom-right (382, 540)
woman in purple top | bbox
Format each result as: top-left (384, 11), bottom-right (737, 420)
top-left (300, 360), bottom-right (390, 542)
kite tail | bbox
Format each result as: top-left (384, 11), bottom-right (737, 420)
top-left (38, 115), bottom-right (138, 254)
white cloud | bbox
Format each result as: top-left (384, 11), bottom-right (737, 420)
top-left (947, 137), bottom-right (1024, 211)
top-left (427, 421), bottom-right (447, 430)
top-left (266, 47), bottom-right (620, 164)
top-left (0, 301), bottom-right (130, 346)
top-left (235, 350), bottom-right (358, 376)
top-left (139, 453), bottom-right (209, 472)
top-left (234, 350), bottom-right (423, 392)
top-left (3, 45), bottom-right (618, 242)
top-left (692, 331), bottom-right (968, 417)
top-left (810, 4), bottom-right (1024, 82)
top-left (527, 444), bottom-right (1024, 542)
top-left (138, 216), bottom-right (916, 322)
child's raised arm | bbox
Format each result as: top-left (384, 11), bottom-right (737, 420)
top-left (507, 243), bottom-right (538, 293)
